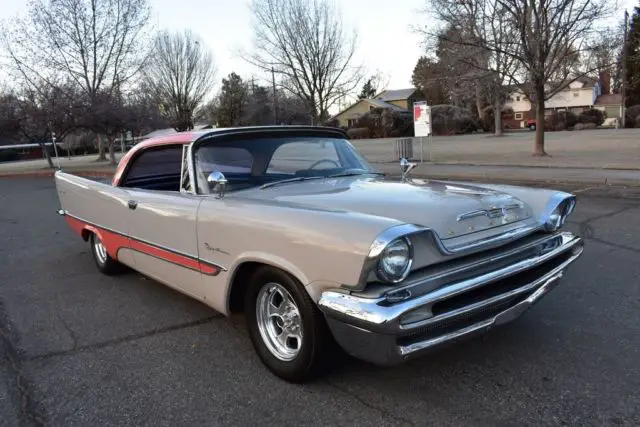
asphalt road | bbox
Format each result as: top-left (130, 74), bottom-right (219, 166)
top-left (1, 177), bottom-right (639, 427)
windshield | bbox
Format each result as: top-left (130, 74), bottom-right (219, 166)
top-left (193, 136), bottom-right (378, 194)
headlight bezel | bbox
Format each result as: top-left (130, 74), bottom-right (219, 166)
top-left (376, 236), bottom-right (413, 284)
top-left (543, 196), bottom-right (576, 232)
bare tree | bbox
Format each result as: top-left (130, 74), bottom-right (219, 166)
top-left (2, 0), bottom-right (152, 162)
top-left (419, 0), bottom-right (521, 136)
top-left (144, 30), bottom-right (217, 132)
top-left (420, 0), bottom-right (616, 154)
top-left (244, 0), bottom-right (363, 123)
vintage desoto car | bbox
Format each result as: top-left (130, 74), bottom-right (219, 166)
top-left (54, 126), bottom-right (584, 382)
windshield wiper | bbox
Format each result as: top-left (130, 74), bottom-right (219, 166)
top-left (259, 176), bottom-right (325, 189)
top-left (260, 171), bottom-right (383, 189)
top-left (326, 171), bottom-right (384, 178)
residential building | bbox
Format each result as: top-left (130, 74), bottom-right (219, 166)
top-left (503, 77), bottom-right (623, 129)
top-left (331, 88), bottom-right (424, 128)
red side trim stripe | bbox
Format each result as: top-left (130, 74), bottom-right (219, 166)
top-left (64, 215), bottom-right (221, 275)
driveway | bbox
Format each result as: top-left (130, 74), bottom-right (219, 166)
top-left (1, 177), bottom-right (639, 426)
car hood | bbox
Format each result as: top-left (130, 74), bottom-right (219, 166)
top-left (240, 176), bottom-right (534, 240)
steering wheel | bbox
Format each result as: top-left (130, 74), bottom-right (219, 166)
top-left (309, 158), bottom-right (340, 169)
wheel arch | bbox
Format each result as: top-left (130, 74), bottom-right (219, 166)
top-left (226, 256), bottom-right (310, 315)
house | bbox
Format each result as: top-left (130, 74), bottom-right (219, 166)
top-left (331, 88), bottom-right (424, 128)
top-left (503, 77), bottom-right (622, 129)
top-left (594, 93), bottom-right (624, 124)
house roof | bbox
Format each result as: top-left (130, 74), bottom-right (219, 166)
top-left (366, 99), bottom-right (407, 111)
top-left (595, 93), bottom-right (622, 105)
top-left (375, 88), bottom-right (417, 101)
top-left (330, 98), bottom-right (408, 120)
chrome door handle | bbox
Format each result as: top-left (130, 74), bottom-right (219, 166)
top-left (128, 200), bottom-right (138, 210)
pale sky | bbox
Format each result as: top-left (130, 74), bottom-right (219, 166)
top-left (1, 0), bottom-right (637, 97)
top-left (0, 0), bottom-right (426, 93)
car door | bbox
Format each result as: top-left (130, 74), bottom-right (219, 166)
top-left (118, 144), bottom-right (207, 301)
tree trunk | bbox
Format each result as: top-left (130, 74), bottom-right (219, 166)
top-left (40, 142), bottom-right (55, 168)
top-left (96, 134), bottom-right (107, 161)
top-left (475, 83), bottom-right (484, 118)
top-left (493, 98), bottom-right (503, 137)
top-left (533, 89), bottom-right (547, 156)
top-left (109, 139), bottom-right (117, 165)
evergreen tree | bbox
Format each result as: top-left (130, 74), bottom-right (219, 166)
top-left (358, 79), bottom-right (376, 99)
top-left (625, 3), bottom-right (640, 106)
top-left (216, 73), bottom-right (248, 127)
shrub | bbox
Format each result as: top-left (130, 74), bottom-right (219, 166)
top-left (635, 115), bottom-right (640, 128)
top-left (346, 127), bottom-right (371, 139)
top-left (356, 107), bottom-right (414, 138)
top-left (583, 122), bottom-right (597, 129)
top-left (573, 123), bottom-right (585, 131)
top-left (625, 105), bottom-right (640, 128)
top-left (323, 117), bottom-right (340, 128)
top-left (549, 110), bottom-right (578, 129)
top-left (578, 108), bottom-right (605, 126)
top-left (430, 104), bottom-right (478, 135)
top-left (554, 122), bottom-right (567, 131)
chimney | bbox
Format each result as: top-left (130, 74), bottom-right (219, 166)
top-left (599, 70), bottom-right (611, 95)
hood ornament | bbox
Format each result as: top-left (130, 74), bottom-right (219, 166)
top-left (400, 158), bottom-right (417, 182)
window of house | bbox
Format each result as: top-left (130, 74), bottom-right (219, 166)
top-left (514, 112), bottom-right (523, 120)
top-left (516, 96), bottom-right (521, 101)
top-left (573, 92), bottom-right (579, 97)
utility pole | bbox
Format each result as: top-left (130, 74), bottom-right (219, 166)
top-left (622, 10), bottom-right (629, 128)
top-left (271, 67), bottom-right (278, 125)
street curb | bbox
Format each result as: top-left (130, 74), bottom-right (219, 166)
top-left (0, 170), bottom-right (114, 179)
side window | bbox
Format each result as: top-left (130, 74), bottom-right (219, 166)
top-left (122, 146), bottom-right (183, 185)
top-left (267, 141), bottom-right (339, 174)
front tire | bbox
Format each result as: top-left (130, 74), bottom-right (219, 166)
top-left (90, 233), bottom-right (123, 275)
top-left (244, 266), bottom-right (331, 383)
top-left (529, 123), bottom-right (536, 131)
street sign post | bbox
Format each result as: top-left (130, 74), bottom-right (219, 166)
top-left (413, 101), bottom-right (432, 162)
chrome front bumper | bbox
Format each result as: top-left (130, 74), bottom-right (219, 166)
top-left (318, 232), bottom-right (584, 366)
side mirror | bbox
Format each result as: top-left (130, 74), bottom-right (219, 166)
top-left (207, 171), bottom-right (227, 198)
top-left (399, 158), bottom-right (417, 181)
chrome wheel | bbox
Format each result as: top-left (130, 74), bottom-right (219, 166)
top-left (93, 236), bottom-right (107, 265)
top-left (256, 282), bottom-right (303, 361)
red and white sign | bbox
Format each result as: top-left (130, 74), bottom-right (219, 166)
top-left (413, 101), bottom-right (432, 137)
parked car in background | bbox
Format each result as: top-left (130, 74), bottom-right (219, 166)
top-left (54, 126), bottom-right (584, 382)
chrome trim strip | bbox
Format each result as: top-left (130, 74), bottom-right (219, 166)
top-left (440, 223), bottom-right (542, 253)
top-left (456, 203), bottom-right (523, 222)
top-left (63, 212), bottom-right (227, 272)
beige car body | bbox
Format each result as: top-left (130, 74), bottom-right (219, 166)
top-left (54, 127), bottom-right (584, 366)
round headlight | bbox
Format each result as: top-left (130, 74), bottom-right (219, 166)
top-left (377, 237), bottom-right (412, 283)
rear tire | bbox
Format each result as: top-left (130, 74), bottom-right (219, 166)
top-left (529, 124), bottom-right (536, 131)
top-left (244, 266), bottom-right (332, 383)
top-left (90, 233), bottom-right (123, 275)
